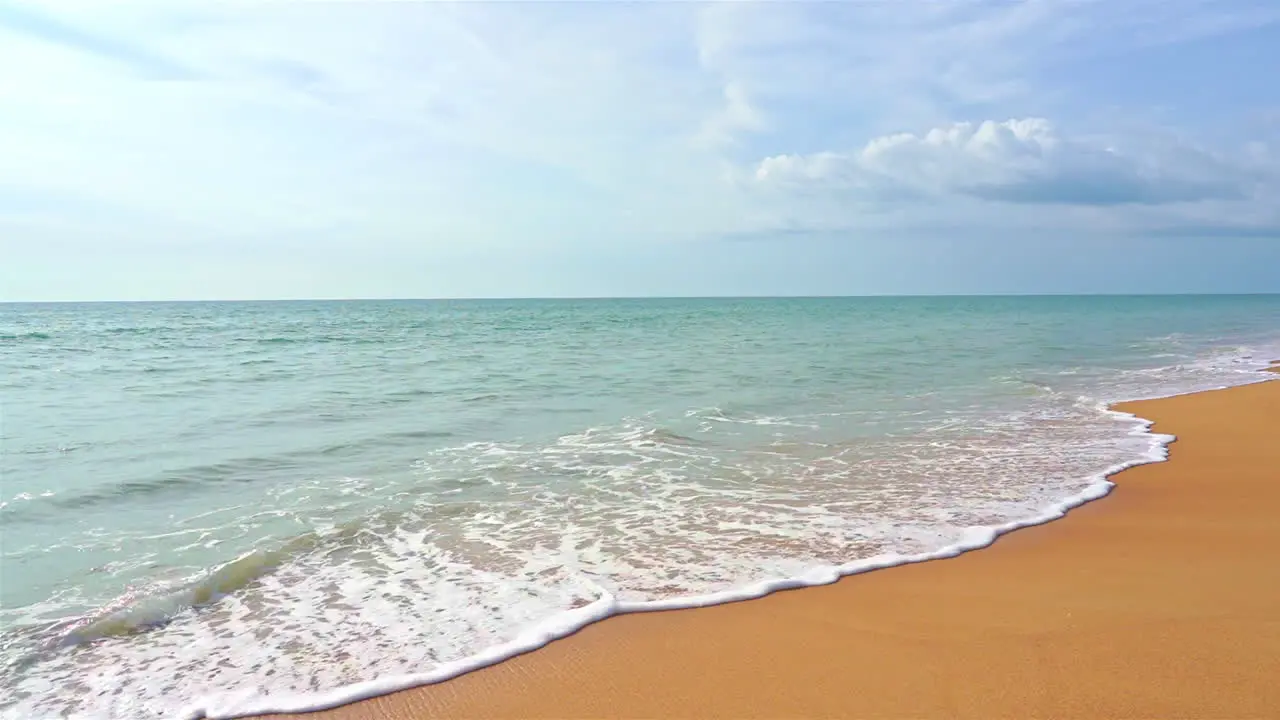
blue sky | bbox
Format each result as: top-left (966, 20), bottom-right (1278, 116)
top-left (2, 0), bottom-right (1278, 301)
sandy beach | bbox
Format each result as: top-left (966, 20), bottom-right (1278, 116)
top-left (268, 367), bottom-right (1280, 720)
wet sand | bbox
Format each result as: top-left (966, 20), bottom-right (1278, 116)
top-left (268, 369), bottom-right (1280, 719)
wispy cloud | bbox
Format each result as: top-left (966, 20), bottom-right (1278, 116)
top-left (0, 3), bottom-right (198, 80)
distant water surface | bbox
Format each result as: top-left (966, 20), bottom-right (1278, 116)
top-left (2, 296), bottom-right (1279, 719)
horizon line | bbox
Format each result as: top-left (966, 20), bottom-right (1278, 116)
top-left (4, 291), bottom-right (1280, 305)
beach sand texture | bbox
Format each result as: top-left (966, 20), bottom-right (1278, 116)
top-left (267, 371), bottom-right (1280, 720)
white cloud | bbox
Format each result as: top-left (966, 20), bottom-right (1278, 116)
top-left (755, 118), bottom-right (1251, 206)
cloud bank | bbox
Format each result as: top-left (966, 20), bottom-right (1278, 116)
top-left (755, 118), bottom-right (1249, 206)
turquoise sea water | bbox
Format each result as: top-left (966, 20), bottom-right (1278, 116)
top-left (2, 295), bottom-right (1279, 719)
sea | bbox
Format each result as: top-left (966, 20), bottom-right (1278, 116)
top-left (2, 295), bottom-right (1279, 720)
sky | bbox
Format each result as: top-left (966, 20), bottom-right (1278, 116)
top-left (2, 0), bottom-right (1279, 301)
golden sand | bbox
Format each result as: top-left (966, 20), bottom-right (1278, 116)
top-left (267, 373), bottom-right (1280, 719)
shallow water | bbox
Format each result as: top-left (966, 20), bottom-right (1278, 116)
top-left (2, 295), bottom-right (1279, 719)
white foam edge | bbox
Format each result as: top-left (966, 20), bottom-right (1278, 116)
top-left (179, 375), bottom-right (1277, 720)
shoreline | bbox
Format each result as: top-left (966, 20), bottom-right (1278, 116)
top-left (252, 364), bottom-right (1280, 720)
top-left (249, 363), bottom-right (1280, 717)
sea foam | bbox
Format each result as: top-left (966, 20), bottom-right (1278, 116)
top-left (180, 407), bottom-right (1168, 720)
top-left (177, 358), bottom-right (1277, 720)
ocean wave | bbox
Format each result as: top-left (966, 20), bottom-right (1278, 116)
top-left (248, 336), bottom-right (389, 346)
top-left (57, 530), bottom-right (347, 650)
top-left (6, 453), bottom-right (328, 519)
top-left (59, 550), bottom-right (287, 646)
